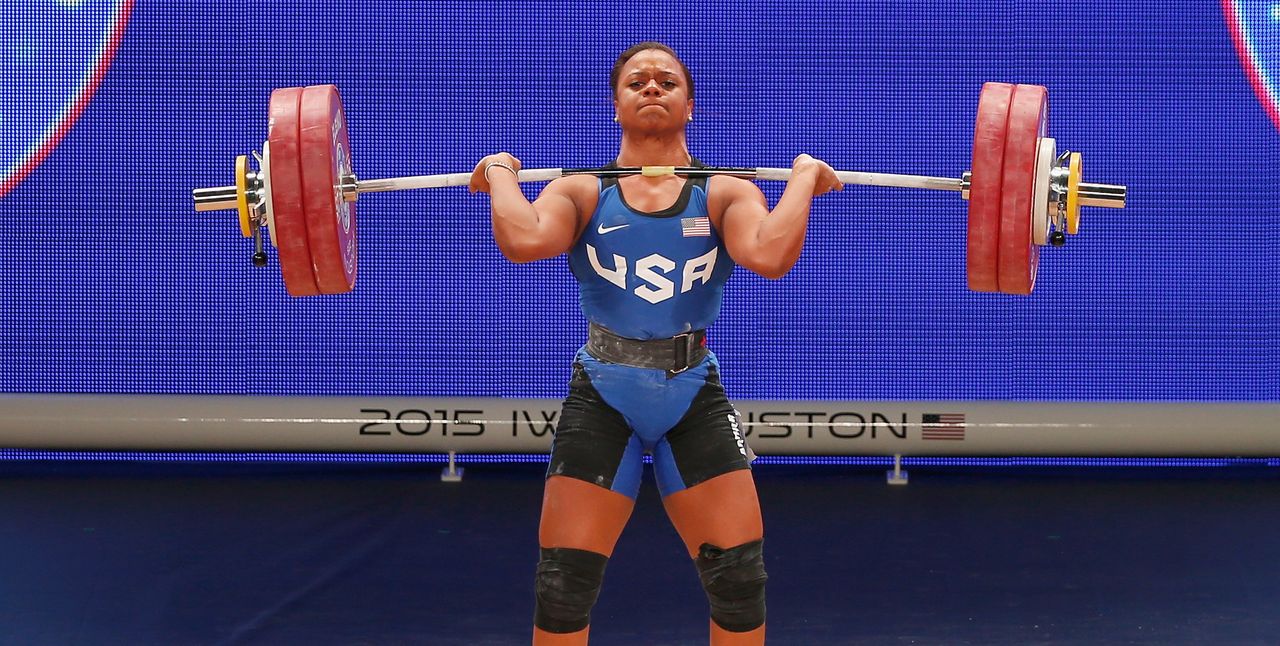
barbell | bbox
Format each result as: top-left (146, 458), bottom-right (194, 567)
top-left (192, 83), bottom-right (1126, 296)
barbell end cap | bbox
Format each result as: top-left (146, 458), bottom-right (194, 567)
top-left (1077, 182), bottom-right (1127, 209)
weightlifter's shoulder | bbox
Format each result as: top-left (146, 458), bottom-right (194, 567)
top-left (537, 174), bottom-right (599, 231)
top-left (706, 174), bottom-right (766, 216)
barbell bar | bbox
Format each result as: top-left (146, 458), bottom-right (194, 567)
top-left (192, 83), bottom-right (1127, 296)
top-left (194, 166), bottom-right (1125, 210)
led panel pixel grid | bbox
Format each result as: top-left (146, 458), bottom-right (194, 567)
top-left (0, 0), bottom-right (1275, 401)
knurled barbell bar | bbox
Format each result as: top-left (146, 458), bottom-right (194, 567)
top-left (192, 83), bottom-right (1126, 297)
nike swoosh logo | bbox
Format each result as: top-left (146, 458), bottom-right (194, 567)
top-left (597, 223), bottom-right (630, 235)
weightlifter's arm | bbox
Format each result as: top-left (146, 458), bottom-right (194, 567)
top-left (470, 153), bottom-right (581, 263)
top-left (712, 154), bottom-right (842, 279)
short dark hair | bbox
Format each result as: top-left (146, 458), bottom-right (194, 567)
top-left (610, 41), bottom-right (694, 100)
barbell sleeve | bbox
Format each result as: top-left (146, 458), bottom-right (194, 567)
top-left (1077, 183), bottom-right (1126, 209)
top-left (193, 186), bottom-right (242, 212)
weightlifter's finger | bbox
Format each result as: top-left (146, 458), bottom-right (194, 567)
top-left (791, 154), bottom-right (843, 197)
top-left (813, 160), bottom-right (843, 197)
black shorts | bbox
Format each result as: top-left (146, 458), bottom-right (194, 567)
top-left (548, 348), bottom-right (753, 499)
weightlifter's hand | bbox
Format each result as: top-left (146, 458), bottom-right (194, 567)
top-left (470, 152), bottom-right (522, 194)
top-left (790, 154), bottom-right (843, 197)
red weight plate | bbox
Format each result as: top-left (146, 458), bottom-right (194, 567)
top-left (267, 87), bottom-right (320, 297)
top-left (996, 84), bottom-right (1047, 295)
top-left (299, 85), bottom-right (358, 294)
top-left (967, 83), bottom-right (1014, 292)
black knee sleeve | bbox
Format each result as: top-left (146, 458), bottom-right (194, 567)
top-left (534, 547), bottom-right (609, 633)
top-left (695, 539), bottom-right (768, 632)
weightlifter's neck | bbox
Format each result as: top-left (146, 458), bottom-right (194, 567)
top-left (615, 133), bottom-right (691, 168)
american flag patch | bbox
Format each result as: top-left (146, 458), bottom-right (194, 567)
top-left (921, 413), bottom-right (966, 441)
top-left (681, 216), bottom-right (711, 237)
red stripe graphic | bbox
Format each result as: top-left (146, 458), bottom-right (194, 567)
top-left (2, 1), bottom-right (136, 198)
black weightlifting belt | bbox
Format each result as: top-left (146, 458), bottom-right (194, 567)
top-left (586, 323), bottom-right (708, 376)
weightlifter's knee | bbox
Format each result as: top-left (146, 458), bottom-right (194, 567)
top-left (534, 546), bottom-right (609, 634)
top-left (694, 539), bottom-right (768, 633)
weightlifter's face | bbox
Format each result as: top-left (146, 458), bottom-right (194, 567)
top-left (613, 50), bottom-right (693, 132)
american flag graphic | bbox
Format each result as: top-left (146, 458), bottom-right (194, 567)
top-left (681, 216), bottom-right (711, 237)
top-left (921, 413), bottom-right (966, 440)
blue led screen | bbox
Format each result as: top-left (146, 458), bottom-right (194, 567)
top-left (1, 0), bottom-right (1276, 401)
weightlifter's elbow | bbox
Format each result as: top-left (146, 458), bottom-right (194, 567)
top-left (496, 238), bottom-right (563, 264)
top-left (498, 246), bottom-right (534, 264)
top-left (730, 233), bottom-right (802, 279)
top-left (755, 264), bottom-right (793, 280)
top-left (741, 255), bottom-right (795, 280)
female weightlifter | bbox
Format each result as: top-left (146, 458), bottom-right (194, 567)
top-left (470, 41), bottom-right (842, 646)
